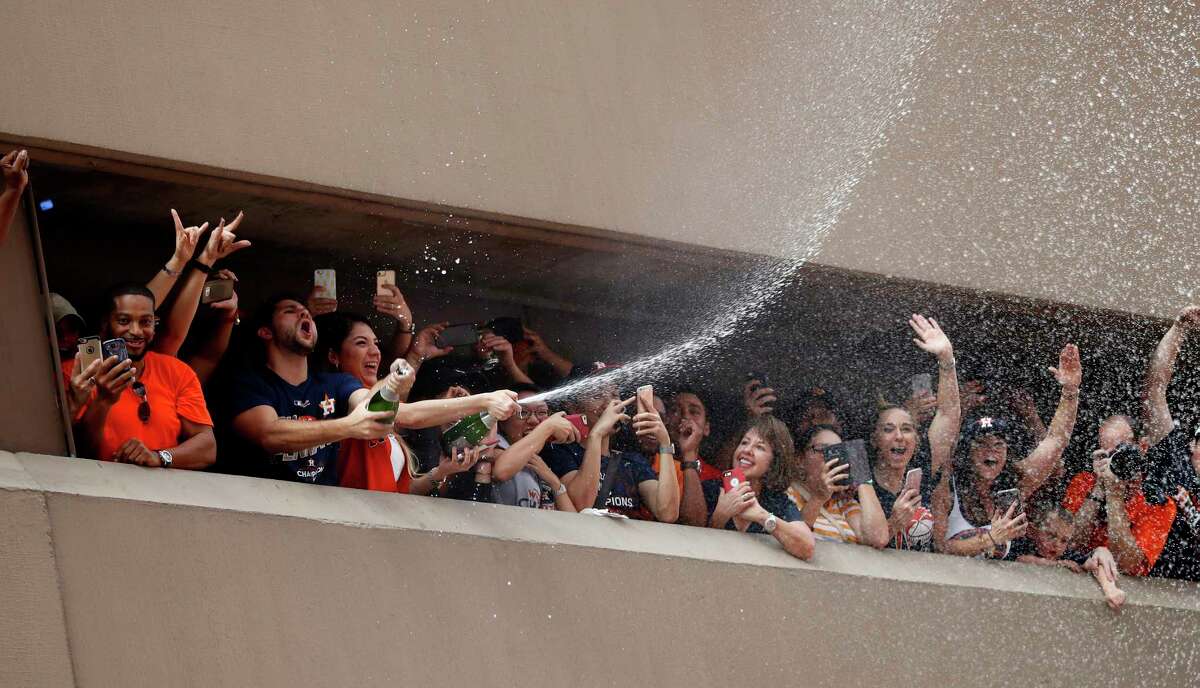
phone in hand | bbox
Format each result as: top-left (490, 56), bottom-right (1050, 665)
top-left (313, 269), bottom-right (337, 300)
top-left (993, 488), bottom-right (1022, 516)
top-left (910, 373), bottom-right (933, 397)
top-left (636, 385), bottom-right (654, 416)
top-left (563, 414), bottom-right (589, 442)
top-left (376, 269), bottom-right (396, 296)
top-left (101, 338), bottom-right (129, 363)
top-left (435, 323), bottom-right (481, 349)
top-left (822, 442), bottom-right (862, 488)
top-left (842, 439), bottom-right (871, 487)
top-left (201, 278), bottom-right (235, 304)
top-left (903, 467), bottom-right (923, 494)
top-left (723, 467), bottom-right (748, 492)
top-left (77, 336), bottom-right (102, 370)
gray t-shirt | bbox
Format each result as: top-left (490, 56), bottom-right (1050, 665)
top-left (490, 435), bottom-right (546, 509)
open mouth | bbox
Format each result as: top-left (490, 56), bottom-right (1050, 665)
top-left (298, 321), bottom-right (314, 337)
top-left (889, 446), bottom-right (907, 457)
top-left (363, 361), bottom-right (379, 374)
top-left (736, 455), bottom-right (754, 469)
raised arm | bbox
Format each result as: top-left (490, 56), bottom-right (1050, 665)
top-left (146, 209), bottom-right (205, 307)
top-left (523, 328), bottom-right (574, 380)
top-left (910, 314), bottom-right (961, 476)
top-left (634, 408), bottom-right (680, 523)
top-left (393, 390), bottom-right (519, 431)
top-left (373, 284), bottom-right (415, 363)
top-left (156, 212), bottom-right (249, 356)
top-left (0, 149), bottom-right (29, 247)
top-left (1017, 344), bottom-right (1081, 498)
top-left (1142, 306), bottom-right (1200, 447)
top-left (566, 398), bottom-right (631, 511)
top-left (492, 413), bottom-right (578, 482)
top-left (186, 272), bottom-right (239, 385)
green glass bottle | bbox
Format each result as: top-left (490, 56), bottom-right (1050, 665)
top-left (442, 412), bottom-right (496, 453)
top-left (366, 360), bottom-right (410, 419)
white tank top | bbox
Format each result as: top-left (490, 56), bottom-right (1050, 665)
top-left (947, 477), bottom-right (1010, 558)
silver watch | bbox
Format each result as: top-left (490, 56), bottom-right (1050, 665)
top-left (763, 513), bottom-right (778, 534)
top-left (158, 449), bottom-right (173, 468)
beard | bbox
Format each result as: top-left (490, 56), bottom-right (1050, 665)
top-left (279, 326), bottom-right (316, 355)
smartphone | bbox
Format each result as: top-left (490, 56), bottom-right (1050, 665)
top-left (487, 316), bottom-right (524, 343)
top-left (903, 467), bottom-right (923, 494)
top-left (993, 488), bottom-right (1022, 516)
top-left (910, 373), bottom-right (933, 397)
top-left (563, 414), bottom-right (589, 442)
top-left (313, 269), bottom-right (337, 300)
top-left (636, 385), bottom-right (654, 416)
top-left (822, 443), bottom-right (855, 489)
top-left (201, 278), bottom-right (235, 304)
top-left (77, 336), bottom-right (102, 370)
top-left (723, 467), bottom-right (748, 492)
top-left (376, 269), bottom-right (396, 296)
top-left (101, 338), bottom-right (129, 363)
top-left (435, 323), bottom-right (481, 348)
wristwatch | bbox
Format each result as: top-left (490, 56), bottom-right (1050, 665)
top-left (158, 449), bottom-right (174, 468)
top-left (763, 513), bottom-right (778, 534)
top-left (680, 460), bottom-right (701, 472)
top-left (658, 443), bottom-right (676, 456)
top-left (555, 483), bottom-right (567, 497)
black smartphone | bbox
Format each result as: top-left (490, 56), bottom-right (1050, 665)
top-left (201, 278), bottom-right (235, 304)
top-left (992, 488), bottom-right (1022, 516)
top-left (101, 338), bottom-right (129, 363)
top-left (436, 323), bottom-right (480, 348)
top-left (822, 443), bottom-right (854, 489)
top-left (843, 439), bottom-right (872, 488)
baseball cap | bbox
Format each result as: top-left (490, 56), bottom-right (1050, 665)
top-left (49, 293), bottom-right (85, 328)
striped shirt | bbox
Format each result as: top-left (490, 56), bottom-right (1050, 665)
top-left (788, 484), bottom-right (861, 544)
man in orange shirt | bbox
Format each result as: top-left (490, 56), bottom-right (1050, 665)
top-left (71, 284), bottom-right (215, 469)
top-left (1062, 422), bottom-right (1176, 577)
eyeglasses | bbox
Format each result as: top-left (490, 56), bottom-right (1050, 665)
top-left (517, 409), bottom-right (550, 421)
top-left (131, 381), bottom-right (151, 423)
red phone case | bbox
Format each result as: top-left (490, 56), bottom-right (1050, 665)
top-left (564, 414), bottom-right (589, 441)
top-left (723, 467), bottom-right (747, 492)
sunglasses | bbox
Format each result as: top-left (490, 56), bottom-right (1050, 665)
top-left (131, 381), bottom-right (151, 423)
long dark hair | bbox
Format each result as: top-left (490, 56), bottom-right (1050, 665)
top-left (312, 312), bottom-right (371, 374)
top-left (953, 427), bottom-right (1020, 527)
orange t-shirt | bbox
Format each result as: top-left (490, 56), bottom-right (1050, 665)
top-left (338, 435), bottom-right (414, 494)
top-left (1063, 471), bottom-right (1177, 575)
top-left (65, 352), bottom-right (213, 461)
top-left (650, 454), bottom-right (723, 498)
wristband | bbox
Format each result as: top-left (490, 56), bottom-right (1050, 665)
top-left (681, 460), bottom-right (701, 472)
top-left (162, 263), bottom-right (180, 277)
top-left (189, 260), bottom-right (214, 275)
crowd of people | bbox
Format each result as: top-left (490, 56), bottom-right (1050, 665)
top-left (8, 148), bottom-right (1200, 612)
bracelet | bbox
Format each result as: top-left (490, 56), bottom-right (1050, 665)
top-left (162, 263), bottom-right (180, 277)
top-left (555, 483), bottom-right (567, 496)
top-left (189, 260), bottom-right (214, 275)
top-left (986, 530), bottom-right (999, 553)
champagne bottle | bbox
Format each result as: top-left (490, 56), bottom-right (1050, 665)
top-left (442, 411), bottom-right (496, 453)
top-left (367, 359), bottom-right (412, 419)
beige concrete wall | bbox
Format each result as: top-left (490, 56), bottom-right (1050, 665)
top-left (3, 450), bottom-right (1198, 687)
top-left (0, 2), bottom-right (1195, 317)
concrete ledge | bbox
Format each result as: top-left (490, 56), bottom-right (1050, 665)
top-left (4, 452), bottom-right (1199, 687)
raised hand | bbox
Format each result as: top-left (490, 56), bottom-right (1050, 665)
top-left (94, 356), bottom-right (135, 404)
top-left (169, 209), bottom-right (207, 265)
top-left (989, 502), bottom-right (1028, 545)
top-left (742, 379), bottom-right (777, 416)
top-left (198, 211), bottom-right (250, 267)
top-left (591, 397), bottom-right (634, 439)
top-left (676, 417), bottom-right (703, 456)
top-left (888, 487), bottom-right (921, 537)
top-left (540, 412), bottom-right (580, 445)
top-left (632, 409), bottom-right (671, 449)
top-left (1, 149), bottom-right (30, 194)
top-left (373, 284), bottom-right (412, 324)
top-left (813, 457), bottom-right (851, 502)
top-left (306, 285), bottom-right (338, 317)
top-left (523, 327), bottom-right (552, 358)
top-left (208, 269), bottom-right (240, 318)
top-left (909, 314), bottom-right (953, 362)
top-left (410, 322), bottom-right (455, 363)
top-left (480, 334), bottom-right (516, 367)
top-left (1049, 343), bottom-right (1081, 388)
top-left (904, 390), bottom-right (937, 426)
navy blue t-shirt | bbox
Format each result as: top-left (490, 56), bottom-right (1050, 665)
top-left (228, 366), bottom-right (363, 485)
top-left (541, 443), bottom-right (657, 517)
